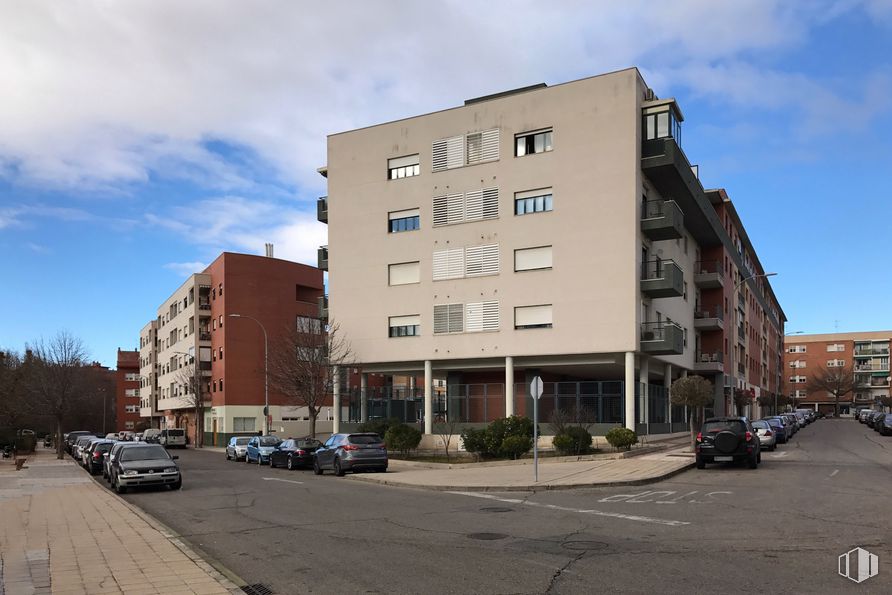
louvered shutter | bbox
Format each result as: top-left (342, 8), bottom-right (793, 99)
top-left (433, 193), bottom-right (464, 226)
top-left (433, 305), bottom-right (449, 334)
top-left (433, 248), bottom-right (464, 280)
top-left (466, 129), bottom-right (499, 164)
top-left (466, 301), bottom-right (499, 332)
top-left (448, 303), bottom-right (463, 332)
top-left (434, 304), bottom-right (464, 333)
top-left (465, 244), bottom-right (499, 277)
top-left (432, 135), bottom-right (464, 172)
top-left (464, 190), bottom-right (483, 221)
top-left (481, 187), bottom-right (499, 219)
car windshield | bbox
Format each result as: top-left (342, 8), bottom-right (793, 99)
top-left (96, 443), bottom-right (112, 452)
top-left (702, 420), bottom-right (745, 433)
top-left (259, 437), bottom-right (280, 446)
top-left (167, 429), bottom-right (184, 436)
top-left (348, 434), bottom-right (382, 444)
top-left (120, 446), bottom-right (170, 462)
top-left (752, 421), bottom-right (769, 429)
top-left (235, 438), bottom-right (250, 445)
top-left (297, 439), bottom-right (321, 448)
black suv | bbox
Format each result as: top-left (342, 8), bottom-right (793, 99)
top-left (695, 417), bottom-right (761, 469)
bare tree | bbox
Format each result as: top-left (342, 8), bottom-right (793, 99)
top-left (879, 395), bottom-right (892, 412)
top-left (174, 361), bottom-right (205, 447)
top-left (670, 375), bottom-right (714, 449)
top-left (269, 319), bottom-right (352, 439)
top-left (806, 364), bottom-right (857, 417)
top-left (433, 413), bottom-right (461, 462)
top-left (0, 350), bottom-right (27, 428)
top-left (27, 332), bottom-right (90, 459)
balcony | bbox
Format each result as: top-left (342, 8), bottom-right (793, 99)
top-left (318, 295), bottom-right (329, 320)
top-left (694, 351), bottom-right (724, 374)
top-left (694, 260), bottom-right (724, 289)
top-left (640, 259), bottom-right (684, 298)
top-left (855, 362), bottom-right (890, 372)
top-left (737, 324), bottom-right (746, 346)
top-left (198, 301), bottom-right (211, 311)
top-left (199, 332), bottom-right (211, 342)
top-left (640, 322), bottom-right (684, 355)
top-left (199, 361), bottom-right (212, 371)
top-left (317, 196), bottom-right (328, 224)
top-left (640, 199), bottom-right (684, 241)
top-left (693, 305), bottom-right (724, 332)
top-left (318, 245), bottom-right (328, 271)
top-left (854, 347), bottom-right (890, 357)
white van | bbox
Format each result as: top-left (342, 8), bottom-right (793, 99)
top-left (142, 428), bottom-right (161, 443)
top-left (159, 428), bottom-right (186, 448)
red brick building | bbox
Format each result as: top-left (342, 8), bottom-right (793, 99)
top-left (115, 349), bottom-right (141, 432)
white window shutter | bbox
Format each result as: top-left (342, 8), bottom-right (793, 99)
top-left (465, 244), bottom-right (499, 277)
top-left (467, 301), bottom-right (499, 332)
top-left (433, 135), bottom-right (464, 171)
top-left (433, 248), bottom-right (464, 280)
top-left (432, 195), bottom-right (448, 226)
top-left (433, 305), bottom-right (448, 334)
top-left (446, 193), bottom-right (463, 224)
top-left (481, 187), bottom-right (499, 219)
top-left (515, 305), bottom-right (552, 327)
top-left (464, 190), bottom-right (483, 221)
top-left (467, 129), bottom-right (499, 164)
top-left (434, 304), bottom-right (464, 333)
top-left (514, 245), bottom-right (552, 271)
top-left (388, 261), bottom-right (420, 285)
top-left (448, 303), bottom-right (463, 332)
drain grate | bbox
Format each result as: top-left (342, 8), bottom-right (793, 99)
top-left (242, 584), bottom-right (274, 595)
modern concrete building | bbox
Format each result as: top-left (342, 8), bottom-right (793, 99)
top-left (138, 251), bottom-right (325, 444)
top-left (784, 331), bottom-right (891, 414)
top-left (114, 349), bottom-right (141, 431)
top-left (138, 320), bottom-right (160, 427)
top-left (320, 67), bottom-right (785, 436)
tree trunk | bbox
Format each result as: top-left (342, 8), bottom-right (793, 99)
top-left (835, 394), bottom-right (839, 418)
top-left (689, 409), bottom-right (696, 451)
top-left (56, 417), bottom-right (63, 460)
top-left (309, 408), bottom-right (317, 439)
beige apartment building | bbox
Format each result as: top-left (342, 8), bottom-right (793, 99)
top-left (321, 67), bottom-right (785, 436)
top-left (784, 331), bottom-right (891, 414)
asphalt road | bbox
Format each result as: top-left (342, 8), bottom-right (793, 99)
top-left (109, 419), bottom-right (891, 594)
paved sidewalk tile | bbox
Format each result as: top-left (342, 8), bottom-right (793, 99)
top-left (0, 449), bottom-right (240, 594)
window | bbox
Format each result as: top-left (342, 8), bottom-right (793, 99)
top-left (125, 388), bottom-right (140, 397)
top-left (388, 154), bottom-right (420, 179)
top-left (827, 359), bottom-right (845, 367)
top-left (787, 345), bottom-right (807, 353)
top-left (643, 108), bottom-right (681, 142)
top-left (219, 378), bottom-right (223, 391)
top-left (466, 129), bottom-right (499, 164)
top-left (789, 375), bottom-right (807, 384)
top-left (296, 316), bottom-right (322, 334)
top-left (515, 188), bottom-right (553, 215)
top-left (515, 304), bottom-right (552, 329)
top-left (788, 360), bottom-right (806, 369)
top-left (431, 135), bottom-right (464, 171)
top-left (433, 188), bottom-right (498, 226)
top-left (389, 261), bottom-right (420, 286)
top-left (219, 347), bottom-right (223, 360)
top-left (125, 421), bottom-right (135, 430)
top-left (124, 405), bottom-right (139, 413)
top-left (219, 315), bottom-right (223, 327)
top-left (466, 301), bottom-right (499, 332)
top-left (515, 129), bottom-right (552, 156)
top-left (827, 343), bottom-right (845, 352)
top-left (234, 417), bottom-right (256, 432)
top-left (124, 373), bottom-right (140, 382)
top-left (514, 246), bottom-right (552, 272)
top-left (432, 248), bottom-right (464, 281)
top-left (388, 208), bottom-right (420, 233)
top-left (388, 315), bottom-right (420, 338)
top-left (433, 304), bottom-right (464, 334)
top-left (219, 283), bottom-right (223, 296)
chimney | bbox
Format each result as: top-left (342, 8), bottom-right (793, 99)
top-left (264, 243), bottom-right (274, 258)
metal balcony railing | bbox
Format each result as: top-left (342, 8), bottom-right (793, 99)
top-left (694, 305), bottom-right (724, 320)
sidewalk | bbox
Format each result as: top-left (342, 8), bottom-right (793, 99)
top-left (0, 448), bottom-right (240, 595)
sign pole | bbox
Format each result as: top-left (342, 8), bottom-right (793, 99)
top-left (531, 376), bottom-right (544, 483)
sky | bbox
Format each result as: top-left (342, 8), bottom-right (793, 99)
top-left (1, 0), bottom-right (891, 367)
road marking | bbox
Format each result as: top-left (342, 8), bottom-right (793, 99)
top-left (768, 451), bottom-right (788, 458)
top-left (829, 469), bottom-right (839, 478)
top-left (448, 492), bottom-right (690, 527)
top-left (262, 477), bottom-right (304, 485)
top-left (598, 490), bottom-right (731, 504)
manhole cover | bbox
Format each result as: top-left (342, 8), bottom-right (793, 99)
top-left (480, 506), bottom-right (514, 513)
top-left (561, 540), bottom-right (609, 551)
top-left (467, 532), bottom-right (509, 541)
top-left (242, 584), bottom-right (274, 595)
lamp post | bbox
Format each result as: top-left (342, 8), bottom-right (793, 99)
top-left (782, 331), bottom-right (804, 415)
top-left (730, 272), bottom-right (777, 417)
top-left (228, 314), bottom-right (269, 436)
top-left (173, 350), bottom-right (202, 447)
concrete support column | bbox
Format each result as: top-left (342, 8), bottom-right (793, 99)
top-left (640, 357), bottom-right (650, 426)
top-left (505, 356), bottom-right (515, 417)
top-left (424, 360), bottom-right (433, 435)
top-left (332, 365), bottom-right (340, 434)
top-left (624, 352), bottom-right (635, 431)
top-left (360, 373), bottom-right (368, 423)
top-left (665, 364), bottom-right (673, 426)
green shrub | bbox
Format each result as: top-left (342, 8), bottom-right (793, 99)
top-left (605, 427), bottom-right (638, 451)
top-left (501, 435), bottom-right (533, 459)
top-left (553, 426), bottom-right (592, 455)
top-left (460, 428), bottom-right (487, 459)
top-left (357, 417), bottom-right (401, 438)
top-left (384, 423), bottom-right (422, 456)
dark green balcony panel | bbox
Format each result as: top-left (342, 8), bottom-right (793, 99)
top-left (317, 246), bottom-right (329, 271)
top-left (693, 260), bottom-right (724, 289)
top-left (318, 295), bottom-right (329, 320)
top-left (641, 260), bottom-right (684, 298)
top-left (640, 323), bottom-right (684, 355)
top-left (317, 196), bottom-right (328, 224)
top-left (641, 199), bottom-right (684, 241)
top-left (693, 351), bottom-right (724, 374)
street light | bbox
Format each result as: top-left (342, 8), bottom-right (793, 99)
top-left (729, 272), bottom-right (777, 417)
top-left (228, 314), bottom-right (269, 436)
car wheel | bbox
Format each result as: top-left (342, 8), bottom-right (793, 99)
top-left (245, 454), bottom-right (251, 464)
top-left (334, 458), bottom-right (345, 477)
top-left (170, 478), bottom-right (182, 490)
top-left (769, 444), bottom-right (776, 451)
top-left (258, 455), bottom-right (263, 465)
top-left (757, 452), bottom-right (762, 464)
top-left (114, 477), bottom-right (127, 494)
top-left (695, 455), bottom-right (706, 469)
top-left (313, 459), bottom-right (323, 475)
top-left (287, 456), bottom-right (295, 471)
top-left (225, 452), bottom-right (230, 461)
top-left (748, 454), bottom-right (758, 469)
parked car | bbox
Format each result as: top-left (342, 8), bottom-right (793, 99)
top-left (871, 412), bottom-right (886, 432)
top-left (858, 410), bottom-right (875, 423)
top-left (159, 428), bottom-right (186, 448)
top-left (110, 444), bottom-right (181, 493)
top-left (74, 435), bottom-right (99, 461)
top-left (65, 431), bottom-right (94, 454)
top-left (695, 417), bottom-right (761, 469)
top-left (270, 437), bottom-right (322, 470)
top-left (225, 436), bottom-right (251, 461)
top-left (142, 429), bottom-right (161, 443)
top-left (104, 441), bottom-right (146, 482)
top-left (84, 440), bottom-right (116, 475)
top-left (866, 411), bottom-right (882, 428)
top-left (313, 433), bottom-right (388, 476)
top-left (80, 438), bottom-right (106, 467)
top-left (769, 415), bottom-right (795, 438)
top-left (105, 433), bottom-right (119, 440)
top-left (752, 420), bottom-right (777, 451)
top-left (245, 435), bottom-right (282, 464)
top-left (781, 413), bottom-right (801, 433)
top-left (878, 414), bottom-right (892, 436)
top-left (763, 417), bottom-right (788, 444)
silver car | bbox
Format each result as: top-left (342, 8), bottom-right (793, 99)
top-left (752, 420), bottom-right (777, 451)
top-left (226, 436), bottom-right (251, 461)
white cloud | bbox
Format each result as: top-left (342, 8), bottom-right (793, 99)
top-left (163, 261), bottom-right (208, 277)
top-left (1, 0), bottom-right (879, 197)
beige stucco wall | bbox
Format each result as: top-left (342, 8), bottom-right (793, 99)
top-left (328, 69), bottom-right (653, 367)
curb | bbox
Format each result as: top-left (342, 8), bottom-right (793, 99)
top-left (345, 460), bottom-right (696, 493)
top-left (86, 468), bottom-right (246, 593)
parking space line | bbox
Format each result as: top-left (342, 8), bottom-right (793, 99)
top-left (262, 477), bottom-right (304, 485)
top-left (829, 469), bottom-right (839, 478)
top-left (447, 491), bottom-right (690, 527)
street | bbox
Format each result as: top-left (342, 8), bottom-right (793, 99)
top-left (113, 419), bottom-right (892, 594)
